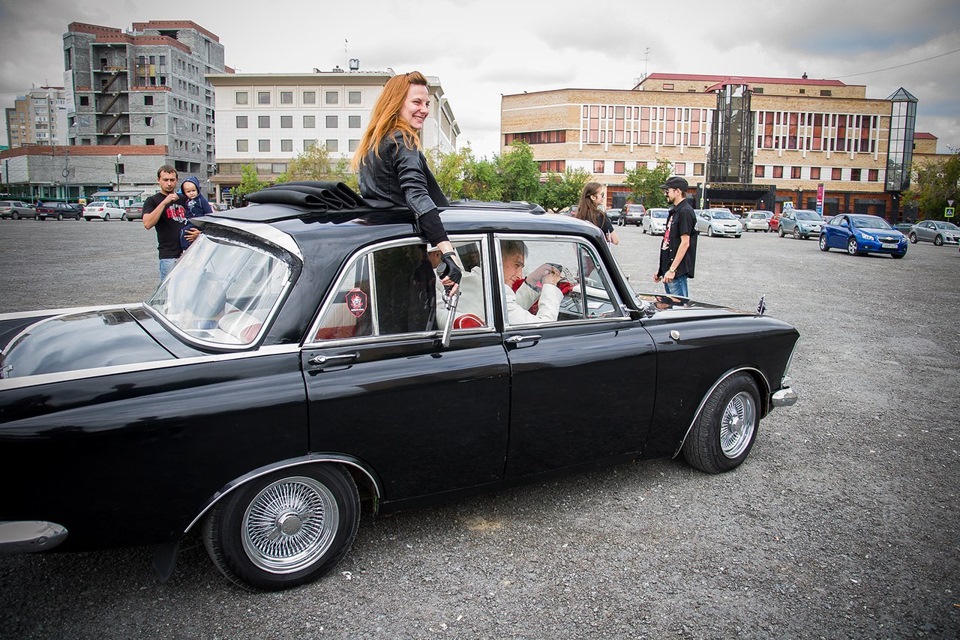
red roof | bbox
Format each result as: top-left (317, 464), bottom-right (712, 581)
top-left (645, 72), bottom-right (847, 87)
top-left (914, 132), bottom-right (937, 140)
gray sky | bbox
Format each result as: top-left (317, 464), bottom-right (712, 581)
top-left (1, 0), bottom-right (958, 158)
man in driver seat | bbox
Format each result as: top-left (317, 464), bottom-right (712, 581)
top-left (500, 240), bottom-right (563, 325)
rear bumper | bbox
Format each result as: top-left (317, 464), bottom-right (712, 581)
top-left (0, 521), bottom-right (68, 553)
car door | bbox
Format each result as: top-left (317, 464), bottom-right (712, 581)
top-left (494, 234), bottom-right (658, 477)
top-left (302, 236), bottom-right (510, 503)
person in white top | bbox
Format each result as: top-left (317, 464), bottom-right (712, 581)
top-left (500, 240), bottom-right (563, 325)
top-left (425, 244), bottom-right (485, 327)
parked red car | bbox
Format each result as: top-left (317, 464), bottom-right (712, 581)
top-left (769, 211), bottom-right (782, 232)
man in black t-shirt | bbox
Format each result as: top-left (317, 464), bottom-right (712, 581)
top-left (653, 176), bottom-right (698, 298)
top-left (142, 165), bottom-right (186, 282)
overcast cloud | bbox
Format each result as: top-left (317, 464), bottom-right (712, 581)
top-left (1, 0), bottom-right (958, 158)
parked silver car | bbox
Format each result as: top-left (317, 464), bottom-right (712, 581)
top-left (778, 209), bottom-right (824, 240)
top-left (908, 220), bottom-right (959, 246)
top-left (695, 208), bottom-right (743, 237)
top-left (0, 200), bottom-right (37, 220)
top-left (744, 210), bottom-right (773, 232)
top-left (642, 208), bottom-right (669, 235)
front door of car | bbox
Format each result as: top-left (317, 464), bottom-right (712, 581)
top-left (302, 239), bottom-right (510, 503)
top-left (494, 235), bottom-right (658, 478)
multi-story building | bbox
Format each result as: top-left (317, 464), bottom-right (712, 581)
top-left (207, 66), bottom-right (459, 203)
top-left (501, 72), bottom-right (937, 220)
top-left (4, 86), bottom-right (70, 149)
top-left (63, 20), bottom-right (225, 179)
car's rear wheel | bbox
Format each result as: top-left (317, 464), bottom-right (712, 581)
top-left (103, 213), bottom-right (110, 221)
top-left (121, 213), bottom-right (128, 221)
top-left (909, 232), bottom-right (918, 244)
top-left (682, 373), bottom-right (760, 474)
top-left (11, 212), bottom-right (18, 220)
top-left (819, 235), bottom-right (830, 251)
top-left (778, 227), bottom-right (785, 237)
top-left (202, 464), bottom-right (360, 592)
top-left (56, 213), bottom-right (63, 221)
top-left (847, 238), bottom-right (860, 255)
top-left (934, 235), bottom-right (944, 246)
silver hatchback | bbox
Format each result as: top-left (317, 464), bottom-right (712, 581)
top-left (908, 220), bottom-right (959, 246)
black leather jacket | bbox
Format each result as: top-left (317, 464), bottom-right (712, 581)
top-left (358, 131), bottom-right (449, 217)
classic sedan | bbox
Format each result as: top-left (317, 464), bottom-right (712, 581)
top-left (642, 208), bottom-right (669, 235)
top-left (818, 213), bottom-right (907, 258)
top-left (0, 182), bottom-right (800, 591)
top-left (908, 220), bottom-right (960, 246)
top-left (696, 208), bottom-right (743, 237)
top-left (778, 209), bottom-right (824, 239)
top-left (36, 202), bottom-right (83, 221)
top-left (83, 201), bottom-right (125, 221)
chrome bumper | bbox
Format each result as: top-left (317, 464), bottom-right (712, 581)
top-left (0, 521), bottom-right (68, 553)
top-left (771, 386), bottom-right (798, 408)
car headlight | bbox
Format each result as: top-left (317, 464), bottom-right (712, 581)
top-left (861, 232), bottom-right (876, 242)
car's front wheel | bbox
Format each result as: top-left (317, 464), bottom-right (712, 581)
top-left (202, 464), bottom-right (360, 592)
top-left (11, 212), bottom-right (18, 220)
top-left (819, 235), bottom-right (830, 251)
top-left (909, 232), bottom-right (918, 244)
top-left (934, 235), bottom-right (944, 246)
top-left (121, 213), bottom-right (128, 221)
top-left (847, 238), bottom-right (860, 255)
top-left (708, 226), bottom-right (715, 237)
top-left (682, 373), bottom-right (760, 474)
top-left (778, 227), bottom-right (785, 237)
top-left (793, 227), bottom-right (803, 240)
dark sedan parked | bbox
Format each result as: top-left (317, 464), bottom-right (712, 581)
top-left (0, 183), bottom-right (800, 591)
top-left (36, 202), bottom-right (83, 221)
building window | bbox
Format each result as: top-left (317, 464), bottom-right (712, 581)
top-left (753, 87), bottom-right (764, 94)
top-left (145, 116), bottom-right (153, 126)
top-left (304, 139), bottom-right (317, 151)
top-left (145, 138), bottom-right (155, 145)
top-left (237, 139), bottom-right (248, 152)
top-left (235, 91), bottom-right (248, 105)
top-left (820, 90), bottom-right (832, 97)
top-left (594, 160), bottom-right (605, 173)
top-left (258, 115), bottom-right (270, 128)
top-left (674, 162), bottom-right (686, 175)
top-left (281, 116), bottom-right (293, 128)
top-left (614, 161), bottom-right (625, 174)
top-left (144, 96), bottom-right (153, 106)
top-left (693, 163), bottom-right (704, 176)
top-left (272, 163), bottom-right (286, 174)
top-left (348, 91), bottom-right (362, 105)
top-left (773, 166), bottom-right (784, 179)
top-left (79, 96), bottom-right (89, 106)
top-left (755, 165), bottom-right (765, 178)
top-left (868, 169), bottom-right (879, 182)
top-left (325, 91), bottom-right (339, 105)
top-left (326, 115), bottom-right (338, 128)
top-left (831, 168), bottom-right (842, 180)
top-left (259, 139), bottom-right (270, 152)
top-left (303, 91), bottom-right (316, 104)
top-left (348, 139), bottom-right (359, 152)
top-left (791, 166), bottom-right (802, 179)
top-left (348, 115), bottom-right (361, 128)
top-left (325, 139), bottom-right (338, 151)
top-left (799, 88), bottom-right (806, 94)
top-left (538, 160), bottom-right (566, 173)
top-left (281, 139), bottom-right (293, 152)
top-left (236, 115), bottom-right (248, 128)
top-left (280, 91), bottom-right (293, 104)
top-left (851, 168), bottom-right (861, 181)
top-left (663, 84), bottom-right (674, 90)
top-left (811, 167), bottom-right (821, 180)
top-left (304, 115), bottom-right (316, 128)
top-left (258, 91), bottom-right (271, 105)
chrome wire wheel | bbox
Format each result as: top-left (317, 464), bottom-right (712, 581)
top-left (719, 391), bottom-right (757, 459)
top-left (241, 475), bottom-right (339, 574)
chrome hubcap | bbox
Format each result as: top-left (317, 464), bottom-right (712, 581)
top-left (720, 391), bottom-right (756, 458)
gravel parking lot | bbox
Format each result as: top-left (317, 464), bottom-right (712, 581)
top-left (1, 218), bottom-right (958, 639)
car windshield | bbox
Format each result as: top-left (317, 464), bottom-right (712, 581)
top-left (934, 221), bottom-right (959, 230)
top-left (146, 234), bottom-right (294, 346)
top-left (795, 211), bottom-right (822, 221)
top-left (850, 215), bottom-right (892, 230)
top-left (652, 210), bottom-right (668, 218)
top-left (712, 210), bottom-right (735, 219)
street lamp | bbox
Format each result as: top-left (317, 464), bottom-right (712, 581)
top-left (115, 154), bottom-right (122, 192)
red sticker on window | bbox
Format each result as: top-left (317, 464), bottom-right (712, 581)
top-left (346, 288), bottom-right (367, 318)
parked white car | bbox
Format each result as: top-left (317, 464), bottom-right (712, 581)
top-left (83, 201), bottom-right (125, 221)
top-left (696, 208), bottom-right (743, 237)
top-left (744, 211), bottom-right (773, 232)
top-left (642, 208), bottom-right (669, 235)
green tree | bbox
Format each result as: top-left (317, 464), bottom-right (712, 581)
top-left (907, 152), bottom-right (960, 221)
top-left (233, 164), bottom-right (268, 202)
top-left (427, 146), bottom-right (471, 201)
top-left (623, 159), bottom-right (673, 208)
top-left (497, 141), bottom-right (540, 203)
top-left (462, 156), bottom-right (502, 202)
top-left (277, 144), bottom-right (356, 189)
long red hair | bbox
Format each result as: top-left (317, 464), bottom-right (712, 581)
top-left (351, 71), bottom-right (429, 171)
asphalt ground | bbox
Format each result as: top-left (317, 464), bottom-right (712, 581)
top-left (0, 217), bottom-right (958, 639)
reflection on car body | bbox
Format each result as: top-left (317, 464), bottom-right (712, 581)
top-left (0, 183), bottom-right (800, 591)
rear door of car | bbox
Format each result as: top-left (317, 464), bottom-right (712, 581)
top-left (302, 236), bottom-right (510, 502)
top-left (493, 233), bottom-right (657, 478)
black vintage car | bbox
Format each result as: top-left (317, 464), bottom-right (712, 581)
top-left (0, 183), bottom-right (799, 591)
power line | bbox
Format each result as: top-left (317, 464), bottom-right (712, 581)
top-left (830, 47), bottom-right (960, 79)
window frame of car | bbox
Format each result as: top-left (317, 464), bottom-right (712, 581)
top-left (305, 234), bottom-right (495, 348)
top-left (494, 232), bottom-right (627, 329)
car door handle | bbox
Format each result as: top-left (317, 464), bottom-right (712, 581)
top-left (308, 352), bottom-right (359, 366)
top-left (505, 334), bottom-right (542, 345)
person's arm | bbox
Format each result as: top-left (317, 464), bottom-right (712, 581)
top-left (143, 194), bottom-right (178, 230)
top-left (607, 229), bottom-right (620, 245)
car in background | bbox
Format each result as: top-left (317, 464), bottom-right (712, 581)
top-left (36, 202), bottom-right (83, 221)
top-left (744, 211), bottom-right (773, 232)
top-left (622, 203), bottom-right (646, 226)
top-left (695, 208), bottom-right (742, 237)
top-left (83, 201), bottom-right (125, 221)
top-left (122, 203), bottom-right (145, 221)
top-left (778, 209), bottom-right (824, 240)
top-left (769, 211), bottom-right (783, 232)
top-left (819, 213), bottom-right (907, 258)
top-left (893, 222), bottom-right (915, 234)
top-left (605, 208), bottom-right (622, 225)
top-left (642, 208), bottom-right (669, 235)
top-left (908, 220), bottom-right (960, 246)
top-left (0, 200), bottom-right (37, 220)
top-left (0, 182), bottom-right (800, 591)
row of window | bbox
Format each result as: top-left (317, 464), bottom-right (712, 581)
top-left (235, 115), bottom-right (362, 129)
top-left (755, 111), bottom-right (881, 153)
top-left (235, 89), bottom-right (363, 107)
top-left (236, 139), bottom-right (359, 153)
top-left (580, 105), bottom-right (711, 148)
top-left (755, 165), bottom-right (880, 181)
top-left (537, 160), bottom-right (707, 177)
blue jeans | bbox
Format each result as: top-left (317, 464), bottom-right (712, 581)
top-left (664, 274), bottom-right (689, 298)
top-left (159, 258), bottom-right (178, 283)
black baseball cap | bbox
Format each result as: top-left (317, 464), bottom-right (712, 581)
top-left (660, 176), bottom-right (689, 191)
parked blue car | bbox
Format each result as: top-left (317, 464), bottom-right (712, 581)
top-left (818, 213), bottom-right (907, 258)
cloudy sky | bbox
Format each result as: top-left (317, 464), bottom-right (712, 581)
top-left (1, 0), bottom-right (958, 158)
